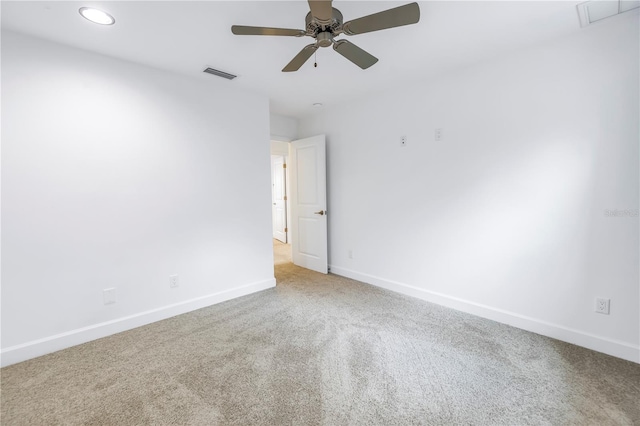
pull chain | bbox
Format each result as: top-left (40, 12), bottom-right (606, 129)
top-left (314, 50), bottom-right (317, 68)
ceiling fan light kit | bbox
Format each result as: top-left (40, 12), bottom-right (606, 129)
top-left (231, 1), bottom-right (420, 72)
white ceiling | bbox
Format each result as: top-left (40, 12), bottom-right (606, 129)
top-left (1, 1), bottom-right (584, 118)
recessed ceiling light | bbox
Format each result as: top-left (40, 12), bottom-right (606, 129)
top-left (79, 7), bottom-right (115, 25)
top-left (313, 103), bottom-right (323, 108)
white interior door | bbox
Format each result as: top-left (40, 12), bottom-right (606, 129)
top-left (289, 135), bottom-right (328, 274)
top-left (271, 155), bottom-right (287, 243)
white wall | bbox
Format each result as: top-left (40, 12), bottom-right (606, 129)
top-left (270, 113), bottom-right (298, 142)
top-left (299, 15), bottom-right (640, 362)
top-left (1, 31), bottom-right (275, 366)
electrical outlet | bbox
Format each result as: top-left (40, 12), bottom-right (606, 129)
top-left (595, 298), bottom-right (610, 315)
top-left (103, 288), bottom-right (116, 305)
top-left (348, 249), bottom-right (353, 259)
top-left (435, 128), bottom-right (443, 141)
top-left (169, 274), bottom-right (179, 288)
top-left (400, 136), bottom-right (407, 147)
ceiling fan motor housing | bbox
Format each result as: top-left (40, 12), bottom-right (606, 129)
top-left (305, 8), bottom-right (343, 38)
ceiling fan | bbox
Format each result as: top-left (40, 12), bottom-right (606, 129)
top-left (231, 1), bottom-right (420, 72)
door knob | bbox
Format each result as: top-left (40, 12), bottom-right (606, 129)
top-left (314, 210), bottom-right (326, 216)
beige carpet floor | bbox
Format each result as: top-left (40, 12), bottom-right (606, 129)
top-left (2, 246), bottom-right (639, 425)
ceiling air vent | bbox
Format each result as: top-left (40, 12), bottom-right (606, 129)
top-left (203, 67), bottom-right (237, 80)
top-left (577, 0), bottom-right (640, 27)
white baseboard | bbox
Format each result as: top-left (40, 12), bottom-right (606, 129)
top-left (330, 265), bottom-right (639, 364)
top-left (1, 278), bottom-right (276, 367)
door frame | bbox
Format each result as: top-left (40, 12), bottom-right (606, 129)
top-left (270, 154), bottom-right (288, 243)
top-left (269, 135), bottom-right (328, 274)
top-left (270, 140), bottom-right (291, 244)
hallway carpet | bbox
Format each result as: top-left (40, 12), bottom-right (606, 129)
top-left (273, 239), bottom-right (292, 265)
top-left (2, 259), bottom-right (639, 424)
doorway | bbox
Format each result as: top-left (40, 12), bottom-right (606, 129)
top-left (269, 135), bottom-right (327, 273)
top-left (270, 140), bottom-right (292, 265)
top-left (271, 154), bottom-right (288, 243)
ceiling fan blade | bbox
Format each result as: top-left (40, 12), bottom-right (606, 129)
top-left (333, 40), bottom-right (378, 69)
top-left (308, 0), bottom-right (333, 22)
top-left (342, 2), bottom-right (420, 35)
top-left (283, 44), bottom-right (318, 72)
top-left (231, 25), bottom-right (306, 37)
